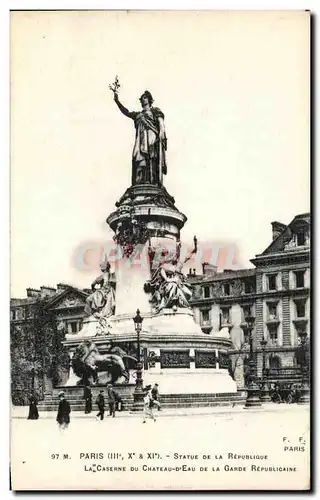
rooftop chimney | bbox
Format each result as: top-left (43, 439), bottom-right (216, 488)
top-left (40, 286), bottom-right (56, 298)
top-left (202, 262), bottom-right (218, 276)
top-left (26, 288), bottom-right (41, 298)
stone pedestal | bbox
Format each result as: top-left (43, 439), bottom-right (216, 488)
top-left (114, 244), bottom-right (151, 317)
top-left (61, 184), bottom-right (238, 400)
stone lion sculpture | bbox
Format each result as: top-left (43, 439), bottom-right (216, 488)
top-left (72, 341), bottom-right (137, 386)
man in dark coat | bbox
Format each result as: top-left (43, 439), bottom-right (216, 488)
top-left (84, 386), bottom-right (92, 414)
top-left (56, 392), bottom-right (71, 430)
top-left (151, 383), bottom-right (161, 411)
top-left (96, 390), bottom-right (105, 421)
top-left (27, 393), bottom-right (39, 420)
top-left (107, 383), bottom-right (119, 417)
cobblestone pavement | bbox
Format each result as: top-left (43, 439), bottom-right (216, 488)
top-left (10, 405), bottom-right (310, 491)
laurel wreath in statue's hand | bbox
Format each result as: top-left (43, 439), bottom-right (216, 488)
top-left (109, 76), bottom-right (120, 96)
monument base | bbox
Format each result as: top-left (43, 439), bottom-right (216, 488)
top-left (142, 369), bottom-right (237, 394)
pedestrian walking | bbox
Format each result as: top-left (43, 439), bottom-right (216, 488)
top-left (95, 390), bottom-right (105, 421)
top-left (107, 383), bottom-right (117, 417)
top-left (84, 385), bottom-right (92, 414)
top-left (151, 383), bottom-right (161, 411)
top-left (56, 392), bottom-right (71, 431)
top-left (27, 393), bottom-right (39, 420)
top-left (142, 385), bottom-right (156, 423)
top-left (115, 391), bottom-right (123, 412)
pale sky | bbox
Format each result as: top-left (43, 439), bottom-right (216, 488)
top-left (10, 10), bottom-right (310, 298)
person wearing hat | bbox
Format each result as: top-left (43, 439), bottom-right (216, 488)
top-left (106, 383), bottom-right (118, 417)
top-left (95, 389), bottom-right (105, 421)
top-left (27, 392), bottom-right (39, 420)
top-left (142, 385), bottom-right (156, 424)
top-left (56, 392), bottom-right (71, 431)
top-left (151, 383), bottom-right (161, 411)
top-left (84, 385), bottom-right (92, 414)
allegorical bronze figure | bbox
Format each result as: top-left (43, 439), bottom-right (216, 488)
top-left (110, 77), bottom-right (167, 186)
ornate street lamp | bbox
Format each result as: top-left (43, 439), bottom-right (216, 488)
top-left (297, 331), bottom-right (310, 405)
top-left (131, 309), bottom-right (144, 412)
top-left (244, 314), bottom-right (261, 408)
top-left (260, 338), bottom-right (271, 403)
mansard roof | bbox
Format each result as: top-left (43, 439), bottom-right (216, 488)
top-left (257, 212), bottom-right (310, 257)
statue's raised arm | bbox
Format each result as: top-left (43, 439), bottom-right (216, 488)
top-left (182, 236), bottom-right (198, 264)
top-left (113, 92), bottom-right (137, 119)
top-left (109, 77), bottom-right (167, 186)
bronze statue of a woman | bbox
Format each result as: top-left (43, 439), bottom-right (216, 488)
top-left (110, 79), bottom-right (167, 186)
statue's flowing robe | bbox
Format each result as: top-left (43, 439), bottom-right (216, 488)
top-left (84, 272), bottom-right (115, 317)
top-left (129, 107), bottom-right (167, 184)
top-left (149, 262), bottom-right (192, 311)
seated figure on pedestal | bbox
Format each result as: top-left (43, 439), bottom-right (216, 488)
top-left (145, 237), bottom-right (197, 313)
top-left (84, 261), bottom-right (115, 319)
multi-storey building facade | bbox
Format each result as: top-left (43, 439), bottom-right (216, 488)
top-left (10, 213), bottom-right (310, 401)
top-left (190, 212), bottom-right (310, 387)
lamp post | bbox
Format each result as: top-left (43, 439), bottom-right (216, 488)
top-left (244, 314), bottom-right (261, 408)
top-left (260, 338), bottom-right (271, 403)
top-left (131, 309), bottom-right (144, 413)
top-left (297, 331), bottom-right (310, 405)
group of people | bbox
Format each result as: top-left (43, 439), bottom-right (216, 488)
top-left (27, 381), bottom-right (161, 429)
top-left (92, 384), bottom-right (123, 421)
top-left (55, 383), bottom-right (123, 429)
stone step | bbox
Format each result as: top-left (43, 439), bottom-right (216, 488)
top-left (38, 395), bottom-right (245, 411)
top-left (40, 395), bottom-right (243, 404)
top-left (38, 400), bottom-right (245, 412)
top-left (160, 394), bottom-right (244, 400)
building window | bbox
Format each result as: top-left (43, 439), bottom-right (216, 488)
top-left (26, 307), bottom-right (34, 319)
top-left (244, 281), bottom-right (252, 294)
top-left (242, 305), bottom-right (252, 322)
top-left (267, 274), bottom-right (277, 291)
top-left (201, 309), bottom-right (210, 324)
top-left (243, 330), bottom-right (249, 344)
top-left (67, 320), bottom-right (82, 334)
top-left (223, 283), bottom-right (230, 296)
top-left (269, 355), bottom-right (281, 370)
top-left (71, 322), bottom-right (78, 334)
top-left (203, 286), bottom-right (211, 299)
top-left (297, 232), bottom-right (306, 246)
top-left (267, 324), bottom-right (278, 345)
top-left (294, 270), bottom-right (305, 288)
top-left (295, 300), bottom-right (306, 318)
top-left (220, 307), bottom-right (231, 325)
top-left (267, 302), bottom-right (278, 321)
top-left (10, 309), bottom-right (16, 321)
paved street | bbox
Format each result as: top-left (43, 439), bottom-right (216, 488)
top-left (10, 404), bottom-right (310, 491)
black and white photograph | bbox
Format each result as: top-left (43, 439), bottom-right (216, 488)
top-left (10, 10), bottom-right (310, 490)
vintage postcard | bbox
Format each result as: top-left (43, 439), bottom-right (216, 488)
top-left (10, 10), bottom-right (310, 491)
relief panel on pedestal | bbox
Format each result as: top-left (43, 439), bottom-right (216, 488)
top-left (195, 350), bottom-right (217, 368)
top-left (160, 350), bottom-right (190, 368)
